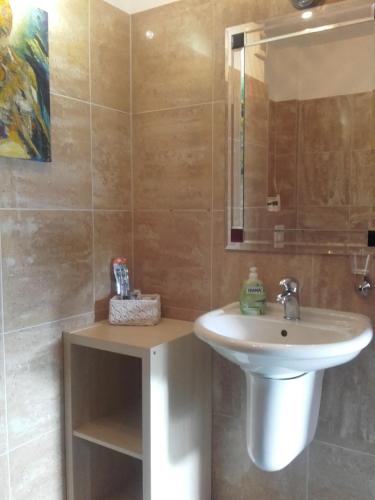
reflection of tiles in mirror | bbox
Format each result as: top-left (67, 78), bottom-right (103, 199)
top-left (228, 7), bottom-right (375, 252)
top-left (239, 90), bottom-right (375, 251)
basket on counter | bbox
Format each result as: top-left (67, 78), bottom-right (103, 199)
top-left (109, 294), bottom-right (161, 326)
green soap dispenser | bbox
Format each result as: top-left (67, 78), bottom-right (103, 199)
top-left (240, 266), bottom-right (266, 315)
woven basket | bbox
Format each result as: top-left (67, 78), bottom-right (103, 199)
top-left (109, 294), bottom-right (161, 326)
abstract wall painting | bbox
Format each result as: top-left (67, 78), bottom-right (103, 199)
top-left (0, 1), bottom-right (51, 162)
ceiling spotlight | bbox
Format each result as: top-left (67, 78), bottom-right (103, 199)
top-left (301, 10), bottom-right (313, 19)
top-left (145, 30), bottom-right (154, 40)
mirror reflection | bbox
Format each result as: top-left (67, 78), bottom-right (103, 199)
top-left (226, 0), bottom-right (375, 254)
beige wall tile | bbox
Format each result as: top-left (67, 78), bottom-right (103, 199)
top-left (1, 211), bottom-right (93, 332)
top-left (298, 207), bottom-right (349, 230)
top-left (244, 143), bottom-right (267, 208)
top-left (9, 430), bottom-right (65, 500)
top-left (213, 102), bottom-right (226, 210)
top-left (311, 255), bottom-right (375, 322)
top-left (132, 0), bottom-right (213, 112)
top-left (317, 341), bottom-right (375, 455)
top-left (94, 211), bottom-right (133, 320)
top-left (296, 229), bottom-right (360, 249)
top-left (309, 441), bottom-right (375, 500)
top-left (351, 92), bottom-right (374, 150)
top-left (299, 151), bottom-right (350, 207)
top-left (0, 243), bottom-right (4, 456)
top-left (161, 305), bottom-right (205, 322)
top-left (213, 413), bottom-right (307, 500)
top-left (349, 206), bottom-right (375, 230)
top-left (91, 0), bottom-right (130, 111)
top-left (0, 96), bottom-right (92, 210)
top-left (0, 336), bottom-right (6, 457)
top-left (92, 106), bottom-right (131, 210)
top-left (351, 150), bottom-right (375, 207)
top-left (5, 314), bottom-right (92, 450)
top-left (273, 100), bottom-right (298, 155)
top-left (49, 0), bottom-right (90, 100)
top-left (245, 92), bottom-right (269, 148)
top-left (134, 210), bottom-right (211, 311)
top-left (213, 352), bottom-right (246, 419)
top-left (268, 154), bottom-right (297, 209)
top-left (134, 105), bottom-right (212, 209)
top-left (0, 454), bottom-right (9, 500)
top-left (300, 96), bottom-right (351, 153)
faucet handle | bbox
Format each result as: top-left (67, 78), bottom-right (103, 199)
top-left (279, 277), bottom-right (299, 294)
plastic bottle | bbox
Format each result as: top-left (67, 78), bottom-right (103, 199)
top-left (240, 266), bottom-right (266, 315)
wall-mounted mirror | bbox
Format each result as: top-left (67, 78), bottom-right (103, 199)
top-left (226, 0), bottom-right (375, 254)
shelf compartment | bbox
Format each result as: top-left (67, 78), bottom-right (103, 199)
top-left (72, 439), bottom-right (142, 500)
top-left (73, 408), bottom-right (142, 460)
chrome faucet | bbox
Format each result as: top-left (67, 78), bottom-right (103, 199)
top-left (277, 277), bottom-right (300, 320)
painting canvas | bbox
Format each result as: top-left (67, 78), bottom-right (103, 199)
top-left (0, 1), bottom-right (50, 162)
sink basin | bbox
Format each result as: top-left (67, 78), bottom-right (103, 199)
top-left (194, 302), bottom-right (373, 378)
top-left (194, 302), bottom-right (373, 471)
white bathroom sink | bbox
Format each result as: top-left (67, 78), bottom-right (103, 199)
top-left (195, 303), bottom-right (373, 470)
top-left (194, 302), bottom-right (373, 378)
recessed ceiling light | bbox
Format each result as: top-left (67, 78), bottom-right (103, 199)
top-left (145, 30), bottom-right (155, 40)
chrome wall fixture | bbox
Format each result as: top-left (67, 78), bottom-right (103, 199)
top-left (352, 253), bottom-right (373, 297)
top-left (291, 0), bottom-right (323, 9)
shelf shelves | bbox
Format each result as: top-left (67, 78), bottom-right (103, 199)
top-left (73, 409), bottom-right (142, 461)
top-left (65, 321), bottom-right (211, 500)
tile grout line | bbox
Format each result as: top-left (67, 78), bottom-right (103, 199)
top-left (129, 13), bottom-right (135, 283)
top-left (314, 438), bottom-right (375, 459)
top-left (0, 232), bottom-right (11, 498)
top-left (3, 311), bottom-right (94, 337)
top-left (134, 208), bottom-right (212, 213)
top-left (134, 100), bottom-right (226, 116)
top-left (310, 254), bottom-right (315, 307)
top-left (209, 0), bottom-right (215, 311)
top-left (7, 426), bottom-right (60, 455)
top-left (0, 208), bottom-right (93, 213)
top-left (88, 0), bottom-right (96, 316)
top-left (50, 91), bottom-right (131, 116)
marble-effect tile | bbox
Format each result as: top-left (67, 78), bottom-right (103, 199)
top-left (0, 454), bottom-right (9, 500)
top-left (92, 106), bottom-right (131, 210)
top-left (0, 336), bottom-right (6, 457)
top-left (134, 210), bottom-right (211, 311)
top-left (5, 314), bottom-right (92, 449)
top-left (91, 0), bottom-right (130, 111)
top-left (9, 430), bottom-right (65, 500)
top-left (134, 105), bottom-right (212, 210)
top-left (1, 211), bottom-right (93, 332)
top-left (132, 0), bottom-right (213, 112)
top-left (94, 211), bottom-right (133, 320)
top-left (212, 413), bottom-right (307, 500)
top-left (49, 0), bottom-right (90, 100)
top-left (309, 441), bottom-right (375, 500)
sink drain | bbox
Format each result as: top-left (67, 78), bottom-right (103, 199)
top-left (281, 329), bottom-right (288, 337)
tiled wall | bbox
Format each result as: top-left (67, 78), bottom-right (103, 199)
top-left (1, 0), bottom-right (374, 499)
top-left (0, 0), bottom-right (131, 497)
top-left (245, 90), bottom-right (375, 248)
top-left (132, 0), bottom-right (375, 499)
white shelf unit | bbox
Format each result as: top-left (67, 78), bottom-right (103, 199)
top-left (64, 319), bottom-right (212, 500)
